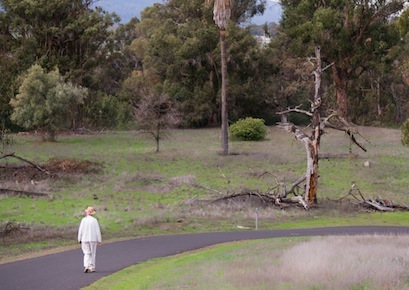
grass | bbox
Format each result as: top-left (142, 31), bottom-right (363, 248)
top-left (85, 235), bottom-right (409, 290)
top-left (1, 126), bottom-right (409, 263)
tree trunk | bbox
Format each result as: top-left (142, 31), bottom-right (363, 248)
top-left (305, 47), bottom-right (323, 205)
top-left (332, 65), bottom-right (348, 119)
top-left (220, 28), bottom-right (229, 156)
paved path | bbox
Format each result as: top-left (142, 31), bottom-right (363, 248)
top-left (1, 226), bottom-right (409, 290)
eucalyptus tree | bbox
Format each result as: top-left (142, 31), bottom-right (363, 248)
top-left (280, 0), bottom-right (405, 120)
top-left (0, 0), bottom-right (130, 129)
top-left (9, 65), bottom-right (87, 141)
top-left (0, 10), bottom-right (36, 130)
top-left (128, 0), bottom-right (269, 130)
top-left (0, 0), bottom-right (118, 79)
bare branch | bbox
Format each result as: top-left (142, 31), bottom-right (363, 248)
top-left (276, 105), bottom-right (313, 117)
top-left (0, 153), bottom-right (50, 175)
top-left (321, 113), bottom-right (368, 152)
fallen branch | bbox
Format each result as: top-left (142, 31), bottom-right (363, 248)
top-left (211, 191), bottom-right (272, 204)
top-left (0, 188), bottom-right (53, 199)
top-left (281, 195), bottom-right (309, 210)
top-left (364, 200), bottom-right (394, 212)
top-left (319, 153), bottom-right (359, 159)
top-left (0, 221), bottom-right (30, 237)
top-left (0, 152), bottom-right (50, 175)
top-left (338, 184), bottom-right (408, 212)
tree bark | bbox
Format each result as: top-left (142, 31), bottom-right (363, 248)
top-left (305, 47), bottom-right (323, 205)
top-left (332, 65), bottom-right (349, 119)
top-left (220, 28), bottom-right (229, 155)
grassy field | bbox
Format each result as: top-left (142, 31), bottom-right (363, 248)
top-left (85, 235), bottom-right (409, 290)
top-left (1, 126), bottom-right (409, 263)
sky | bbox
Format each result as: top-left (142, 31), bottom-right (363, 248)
top-left (95, 0), bottom-right (282, 25)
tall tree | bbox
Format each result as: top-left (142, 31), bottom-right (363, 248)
top-left (280, 0), bottom-right (405, 120)
top-left (213, 0), bottom-right (233, 155)
top-left (0, 0), bottom-right (125, 129)
top-left (128, 0), bottom-right (270, 128)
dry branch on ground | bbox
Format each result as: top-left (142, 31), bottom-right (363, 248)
top-left (210, 189), bottom-right (309, 210)
top-left (0, 222), bottom-right (30, 237)
top-left (338, 184), bottom-right (409, 212)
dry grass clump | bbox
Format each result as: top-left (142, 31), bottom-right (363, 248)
top-left (94, 235), bottom-right (409, 289)
top-left (265, 235), bottom-right (409, 289)
top-left (0, 223), bottom-right (77, 245)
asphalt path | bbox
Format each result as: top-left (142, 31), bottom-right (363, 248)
top-left (1, 226), bottom-right (409, 290)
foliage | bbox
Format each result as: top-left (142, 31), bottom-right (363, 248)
top-left (279, 0), bottom-right (406, 119)
top-left (82, 92), bottom-right (133, 130)
top-left (0, 0), bottom-right (118, 75)
top-left (0, 0), bottom-right (128, 130)
top-left (9, 64), bottom-right (87, 141)
top-left (134, 0), bottom-right (279, 127)
top-left (401, 118), bottom-right (409, 146)
top-left (229, 117), bottom-right (267, 141)
top-left (0, 0), bottom-right (408, 132)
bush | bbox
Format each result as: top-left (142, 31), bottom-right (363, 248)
top-left (229, 117), bottom-right (267, 141)
top-left (401, 118), bottom-right (409, 146)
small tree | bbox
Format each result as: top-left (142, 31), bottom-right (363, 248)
top-left (9, 64), bottom-right (87, 141)
top-left (133, 92), bottom-right (181, 152)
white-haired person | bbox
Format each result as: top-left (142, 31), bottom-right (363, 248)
top-left (78, 206), bottom-right (102, 273)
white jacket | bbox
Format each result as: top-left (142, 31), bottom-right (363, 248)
top-left (78, 216), bottom-right (102, 243)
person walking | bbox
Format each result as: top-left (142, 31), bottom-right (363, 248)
top-left (78, 206), bottom-right (102, 273)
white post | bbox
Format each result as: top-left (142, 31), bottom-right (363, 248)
top-left (255, 208), bottom-right (259, 230)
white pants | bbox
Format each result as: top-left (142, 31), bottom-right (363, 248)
top-left (81, 241), bottom-right (98, 270)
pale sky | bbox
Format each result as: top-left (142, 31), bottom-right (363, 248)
top-left (96, 0), bottom-right (282, 24)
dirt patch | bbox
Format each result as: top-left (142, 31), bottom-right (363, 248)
top-left (0, 158), bottom-right (103, 183)
top-left (45, 158), bottom-right (102, 174)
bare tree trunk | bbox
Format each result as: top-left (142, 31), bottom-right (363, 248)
top-left (305, 47), bottom-right (323, 204)
top-left (155, 124), bottom-right (160, 153)
top-left (220, 28), bottom-right (229, 156)
top-left (332, 65), bottom-right (348, 119)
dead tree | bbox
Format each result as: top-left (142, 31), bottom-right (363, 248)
top-left (277, 47), bottom-right (323, 205)
top-left (277, 47), bottom-right (366, 207)
top-left (133, 92), bottom-right (181, 152)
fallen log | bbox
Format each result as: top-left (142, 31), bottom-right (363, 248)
top-left (364, 200), bottom-right (394, 212)
top-left (0, 152), bottom-right (50, 175)
top-left (0, 188), bottom-right (53, 199)
top-left (281, 196), bottom-right (309, 210)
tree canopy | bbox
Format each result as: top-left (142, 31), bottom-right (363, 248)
top-left (0, 0), bottom-right (407, 134)
top-left (280, 0), bottom-right (406, 120)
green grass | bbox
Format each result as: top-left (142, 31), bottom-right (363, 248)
top-left (85, 234), bottom-right (409, 290)
top-left (1, 126), bottom-right (409, 262)
top-left (84, 238), bottom-right (306, 290)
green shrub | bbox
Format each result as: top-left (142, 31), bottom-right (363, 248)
top-left (229, 117), bottom-right (267, 141)
top-left (401, 118), bottom-right (409, 146)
